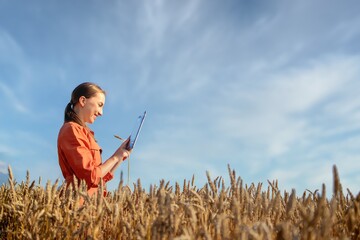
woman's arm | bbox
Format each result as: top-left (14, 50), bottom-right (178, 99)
top-left (101, 138), bottom-right (130, 177)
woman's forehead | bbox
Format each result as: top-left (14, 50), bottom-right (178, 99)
top-left (92, 92), bottom-right (105, 102)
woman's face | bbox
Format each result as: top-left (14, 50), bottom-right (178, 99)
top-left (77, 92), bottom-right (105, 124)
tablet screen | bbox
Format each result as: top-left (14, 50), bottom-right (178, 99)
top-left (128, 111), bottom-right (146, 150)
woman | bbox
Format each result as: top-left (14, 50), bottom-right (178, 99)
top-left (57, 82), bottom-right (130, 197)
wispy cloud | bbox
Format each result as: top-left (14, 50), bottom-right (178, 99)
top-left (0, 82), bottom-right (29, 114)
top-left (0, 29), bottom-right (31, 114)
top-left (0, 29), bottom-right (23, 62)
top-left (100, 0), bottom-right (360, 192)
top-left (214, 55), bottom-right (360, 153)
top-left (0, 161), bottom-right (8, 174)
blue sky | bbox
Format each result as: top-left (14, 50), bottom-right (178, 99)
top-left (1, 0), bottom-right (360, 195)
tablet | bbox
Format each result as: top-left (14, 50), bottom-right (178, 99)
top-left (127, 111), bottom-right (146, 150)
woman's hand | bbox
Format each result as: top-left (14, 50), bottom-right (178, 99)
top-left (113, 138), bottom-right (131, 162)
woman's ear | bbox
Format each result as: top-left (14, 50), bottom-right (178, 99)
top-left (79, 96), bottom-right (86, 107)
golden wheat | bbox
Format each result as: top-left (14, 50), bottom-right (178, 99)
top-left (0, 164), bottom-right (359, 239)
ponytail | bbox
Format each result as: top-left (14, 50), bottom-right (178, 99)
top-left (64, 102), bottom-right (83, 126)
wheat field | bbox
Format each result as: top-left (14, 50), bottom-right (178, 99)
top-left (0, 165), bottom-right (359, 240)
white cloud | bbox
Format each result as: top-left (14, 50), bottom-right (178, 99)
top-left (0, 29), bottom-right (32, 114)
top-left (0, 82), bottom-right (29, 114)
top-left (212, 55), bottom-right (360, 156)
top-left (0, 29), bottom-right (23, 62)
top-left (0, 161), bottom-right (7, 174)
top-left (268, 161), bottom-right (335, 194)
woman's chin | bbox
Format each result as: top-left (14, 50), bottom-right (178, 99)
top-left (86, 119), bottom-right (95, 124)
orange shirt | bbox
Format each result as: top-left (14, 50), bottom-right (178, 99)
top-left (57, 122), bottom-right (113, 197)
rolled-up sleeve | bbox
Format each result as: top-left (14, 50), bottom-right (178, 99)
top-left (103, 172), bottom-right (114, 182)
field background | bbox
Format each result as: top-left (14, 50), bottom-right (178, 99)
top-left (1, 165), bottom-right (359, 239)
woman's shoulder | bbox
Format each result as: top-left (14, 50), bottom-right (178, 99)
top-left (59, 122), bottom-right (89, 137)
top-left (60, 121), bottom-right (83, 131)
top-left (58, 122), bottom-right (98, 148)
